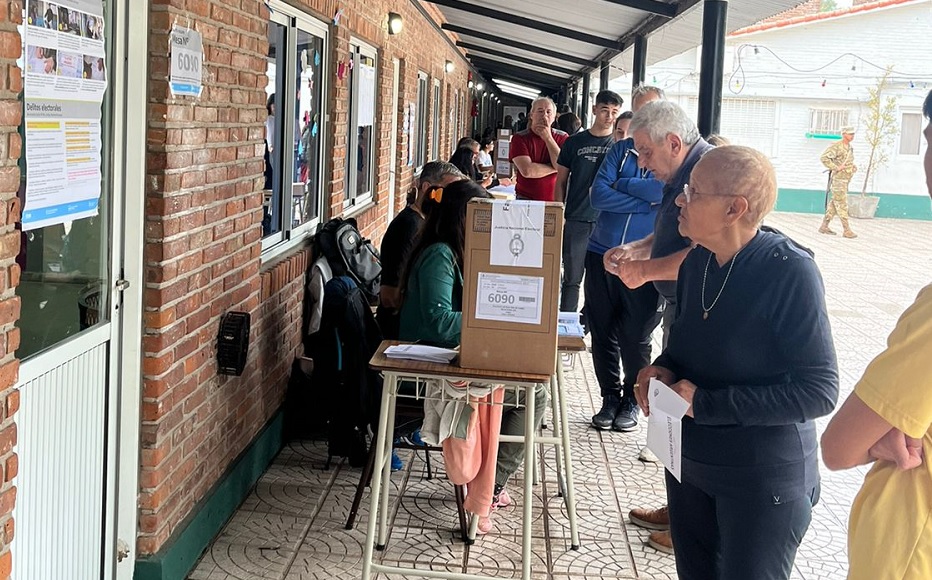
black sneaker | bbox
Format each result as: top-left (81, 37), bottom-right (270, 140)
top-left (592, 396), bottom-right (621, 430)
top-left (613, 397), bottom-right (639, 432)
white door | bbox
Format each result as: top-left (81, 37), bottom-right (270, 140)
top-left (12, 1), bottom-right (145, 578)
top-left (388, 58), bottom-right (400, 220)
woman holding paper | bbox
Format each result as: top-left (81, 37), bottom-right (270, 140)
top-left (634, 146), bottom-right (839, 580)
top-left (398, 179), bottom-right (547, 533)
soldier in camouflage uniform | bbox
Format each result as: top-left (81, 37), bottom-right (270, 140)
top-left (819, 126), bottom-right (858, 238)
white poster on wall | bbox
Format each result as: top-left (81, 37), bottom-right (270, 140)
top-left (169, 25), bottom-right (203, 98)
top-left (357, 62), bottom-right (375, 126)
top-left (22, 0), bottom-right (107, 231)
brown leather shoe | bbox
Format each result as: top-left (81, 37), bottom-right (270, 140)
top-left (648, 530), bottom-right (675, 554)
top-left (629, 505), bottom-right (669, 530)
top-left (843, 229), bottom-right (858, 239)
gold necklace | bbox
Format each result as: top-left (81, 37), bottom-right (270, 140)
top-left (701, 250), bottom-right (741, 320)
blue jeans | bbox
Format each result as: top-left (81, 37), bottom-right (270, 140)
top-left (560, 220), bottom-right (595, 312)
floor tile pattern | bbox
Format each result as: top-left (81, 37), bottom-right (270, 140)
top-left (189, 212), bottom-right (932, 579)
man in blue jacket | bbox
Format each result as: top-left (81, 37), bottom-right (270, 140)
top-left (585, 86), bottom-right (665, 432)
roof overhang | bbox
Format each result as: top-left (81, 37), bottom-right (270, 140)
top-left (425, 0), bottom-right (810, 94)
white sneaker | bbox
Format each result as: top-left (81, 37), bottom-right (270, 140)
top-left (638, 446), bottom-right (660, 463)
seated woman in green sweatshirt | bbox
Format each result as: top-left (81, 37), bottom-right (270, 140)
top-left (398, 179), bottom-right (548, 532)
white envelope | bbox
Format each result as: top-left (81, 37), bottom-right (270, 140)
top-left (646, 378), bottom-right (690, 482)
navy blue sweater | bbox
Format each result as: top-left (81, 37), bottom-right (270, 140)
top-left (654, 230), bottom-right (839, 500)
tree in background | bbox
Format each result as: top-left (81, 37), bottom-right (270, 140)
top-left (820, 0), bottom-right (838, 12)
top-left (860, 66), bottom-right (900, 195)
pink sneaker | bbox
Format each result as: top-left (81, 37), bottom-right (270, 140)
top-left (491, 488), bottom-right (512, 509)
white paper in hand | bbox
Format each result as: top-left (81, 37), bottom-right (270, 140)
top-left (646, 378), bottom-right (690, 482)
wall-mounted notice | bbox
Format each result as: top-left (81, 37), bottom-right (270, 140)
top-left (23, 0), bottom-right (107, 231)
top-left (169, 25), bottom-right (203, 98)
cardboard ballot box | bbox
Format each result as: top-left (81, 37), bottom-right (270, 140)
top-left (460, 199), bottom-right (564, 376)
top-left (494, 129), bottom-right (512, 180)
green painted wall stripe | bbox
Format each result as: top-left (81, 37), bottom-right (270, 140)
top-left (134, 411), bottom-right (285, 580)
top-left (776, 188), bottom-right (932, 221)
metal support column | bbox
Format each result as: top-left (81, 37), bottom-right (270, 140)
top-left (697, 0), bottom-right (728, 137)
top-left (581, 74), bottom-right (591, 127)
top-left (632, 35), bottom-right (647, 89)
top-left (599, 61), bottom-right (610, 92)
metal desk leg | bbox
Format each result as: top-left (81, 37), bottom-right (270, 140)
top-left (556, 362), bottom-right (580, 550)
top-left (362, 372), bottom-right (396, 578)
top-left (549, 373), bottom-right (565, 497)
top-left (522, 385), bottom-right (536, 580)
top-left (377, 380), bottom-right (400, 549)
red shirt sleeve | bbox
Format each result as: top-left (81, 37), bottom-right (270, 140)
top-left (509, 133), bottom-right (530, 162)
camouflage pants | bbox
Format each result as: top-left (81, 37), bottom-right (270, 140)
top-left (824, 177), bottom-right (851, 220)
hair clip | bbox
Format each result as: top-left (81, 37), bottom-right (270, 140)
top-left (429, 187), bottom-right (443, 203)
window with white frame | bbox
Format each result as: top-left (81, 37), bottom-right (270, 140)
top-left (262, 4), bottom-right (327, 253)
top-left (345, 41), bottom-right (377, 206)
top-left (899, 112), bottom-right (922, 155)
top-left (431, 79), bottom-right (441, 160)
top-left (687, 97), bottom-right (777, 155)
top-left (415, 72), bottom-right (428, 170)
top-left (809, 108), bottom-right (850, 136)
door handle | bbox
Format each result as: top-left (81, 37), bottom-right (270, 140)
top-left (115, 279), bottom-right (130, 292)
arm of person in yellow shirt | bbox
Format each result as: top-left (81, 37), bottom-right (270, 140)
top-left (822, 394), bottom-right (923, 471)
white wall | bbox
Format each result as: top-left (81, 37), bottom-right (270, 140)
top-left (610, 0), bottom-right (932, 196)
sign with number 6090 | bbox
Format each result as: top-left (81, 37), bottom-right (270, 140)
top-left (170, 25), bottom-right (203, 98)
top-left (487, 292), bottom-right (515, 305)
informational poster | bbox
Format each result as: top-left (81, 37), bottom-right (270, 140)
top-left (169, 25), bottom-right (203, 98)
top-left (475, 272), bottom-right (544, 325)
top-left (489, 200), bottom-right (545, 268)
top-left (357, 62), bottom-right (375, 126)
top-left (646, 378), bottom-right (690, 482)
top-left (496, 139), bottom-right (510, 159)
top-left (23, 0), bottom-right (107, 231)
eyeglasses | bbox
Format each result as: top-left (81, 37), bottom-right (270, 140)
top-left (681, 183), bottom-right (742, 204)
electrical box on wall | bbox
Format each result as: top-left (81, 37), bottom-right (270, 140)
top-left (217, 312), bottom-right (250, 376)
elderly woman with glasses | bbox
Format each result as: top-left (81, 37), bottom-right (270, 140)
top-left (635, 145), bottom-right (839, 580)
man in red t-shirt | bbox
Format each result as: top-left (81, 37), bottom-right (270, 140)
top-left (509, 97), bottom-right (569, 201)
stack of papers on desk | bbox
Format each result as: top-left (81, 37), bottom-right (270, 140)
top-left (557, 312), bottom-right (585, 337)
top-left (384, 344), bottom-right (458, 364)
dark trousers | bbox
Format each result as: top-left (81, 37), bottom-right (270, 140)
top-left (560, 220), bottom-right (596, 313)
top-left (584, 251), bottom-right (662, 399)
top-left (666, 470), bottom-right (818, 580)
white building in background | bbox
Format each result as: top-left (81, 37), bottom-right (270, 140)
top-left (609, 0), bottom-right (932, 219)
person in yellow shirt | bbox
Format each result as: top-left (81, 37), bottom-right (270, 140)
top-left (821, 90), bottom-right (932, 580)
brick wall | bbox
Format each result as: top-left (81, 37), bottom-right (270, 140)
top-left (139, 0), bottom-right (470, 557)
top-left (0, 2), bottom-right (22, 578)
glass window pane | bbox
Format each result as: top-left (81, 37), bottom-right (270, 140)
top-left (355, 53), bottom-right (375, 199)
top-left (263, 21), bottom-right (286, 238)
top-left (17, 0), bottom-right (113, 359)
top-left (431, 81), bottom-right (440, 159)
top-left (416, 75), bottom-right (428, 168)
top-left (900, 113), bottom-right (921, 155)
top-left (293, 29), bottom-right (323, 227)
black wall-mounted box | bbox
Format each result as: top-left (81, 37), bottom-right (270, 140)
top-left (217, 311), bottom-right (250, 376)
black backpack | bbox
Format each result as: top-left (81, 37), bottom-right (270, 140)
top-left (316, 217), bottom-right (381, 300)
top-left (305, 275), bottom-right (383, 468)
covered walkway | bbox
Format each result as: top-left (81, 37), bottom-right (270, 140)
top-left (187, 211), bottom-right (932, 580)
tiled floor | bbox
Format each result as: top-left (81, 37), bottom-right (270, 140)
top-left (189, 211), bottom-right (932, 580)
